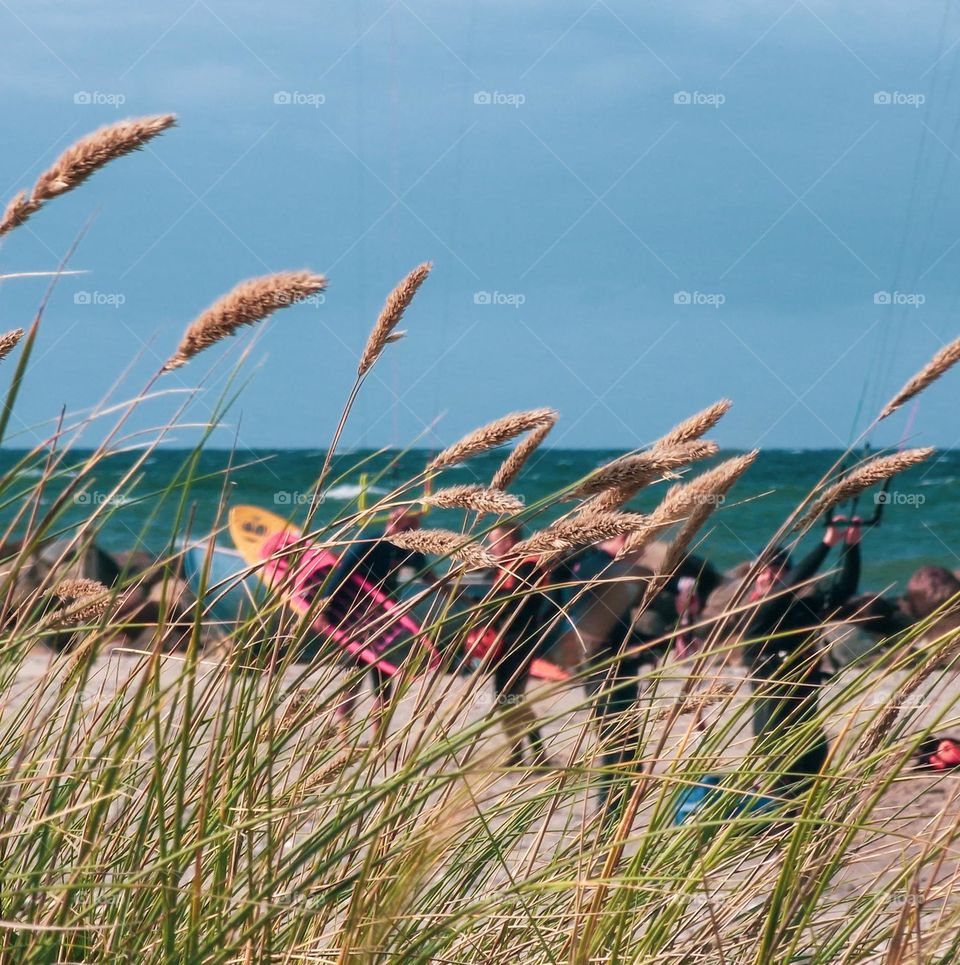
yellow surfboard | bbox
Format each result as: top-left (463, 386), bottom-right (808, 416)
top-left (228, 505), bottom-right (299, 567)
top-left (228, 503), bottom-right (439, 676)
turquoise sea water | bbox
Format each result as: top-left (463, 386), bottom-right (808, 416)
top-left (3, 448), bottom-right (957, 593)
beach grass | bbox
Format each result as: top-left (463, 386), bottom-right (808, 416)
top-left (0, 118), bottom-right (957, 963)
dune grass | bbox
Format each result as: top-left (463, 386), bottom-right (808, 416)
top-left (0, 117), bottom-right (957, 963)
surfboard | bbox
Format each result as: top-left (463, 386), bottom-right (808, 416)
top-left (228, 505), bottom-right (439, 677)
top-left (230, 505), bottom-right (297, 567)
top-left (182, 541), bottom-right (269, 629)
top-left (672, 774), bottom-right (777, 827)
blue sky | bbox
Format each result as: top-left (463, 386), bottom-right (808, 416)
top-left (2, 1), bottom-right (960, 451)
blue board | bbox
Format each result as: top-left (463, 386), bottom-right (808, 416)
top-left (672, 774), bottom-right (777, 826)
top-left (182, 543), bottom-right (269, 629)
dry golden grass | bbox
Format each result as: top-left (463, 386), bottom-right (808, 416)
top-left (358, 262), bottom-right (431, 377)
top-left (797, 448), bottom-right (934, 528)
top-left (0, 329), bottom-right (25, 362)
top-left (386, 528), bottom-right (495, 568)
top-left (491, 415), bottom-right (557, 490)
top-left (162, 271), bottom-right (326, 372)
top-left (0, 115), bottom-right (176, 237)
top-left (651, 684), bottom-right (735, 721)
top-left (279, 692), bottom-right (340, 736)
top-left (309, 751), bottom-right (352, 787)
top-left (516, 510), bottom-right (649, 556)
top-left (589, 485), bottom-right (647, 513)
top-left (621, 450), bottom-right (757, 557)
top-left (6, 109), bottom-right (960, 965)
top-left (660, 450), bottom-right (759, 571)
top-left (857, 615), bottom-right (960, 757)
top-left (47, 578), bottom-right (111, 627)
top-left (586, 407), bottom-right (729, 513)
top-left (881, 336), bottom-right (960, 420)
top-left (426, 484), bottom-right (523, 515)
top-left (55, 577), bottom-right (108, 601)
top-left (428, 408), bottom-right (558, 472)
top-left (574, 441), bottom-right (718, 502)
top-left (652, 399), bottom-right (732, 449)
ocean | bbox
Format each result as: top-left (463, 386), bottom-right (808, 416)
top-left (3, 447), bottom-right (957, 594)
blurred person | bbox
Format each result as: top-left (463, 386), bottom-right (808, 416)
top-left (476, 523), bottom-right (556, 766)
top-left (325, 508), bottom-right (435, 740)
top-left (744, 516), bottom-right (862, 796)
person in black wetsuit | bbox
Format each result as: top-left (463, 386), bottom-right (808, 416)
top-left (325, 508), bottom-right (435, 738)
top-left (482, 523), bottom-right (555, 766)
top-left (743, 516), bottom-right (862, 796)
top-left (565, 539), bottom-right (720, 808)
top-left (564, 535), bottom-right (645, 806)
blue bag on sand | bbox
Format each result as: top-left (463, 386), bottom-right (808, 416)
top-left (672, 774), bottom-right (777, 826)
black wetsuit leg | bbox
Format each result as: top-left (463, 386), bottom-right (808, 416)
top-left (745, 540), bottom-right (858, 800)
top-left (585, 643), bottom-right (642, 807)
top-left (751, 651), bottom-right (828, 796)
top-left (492, 635), bottom-right (545, 766)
